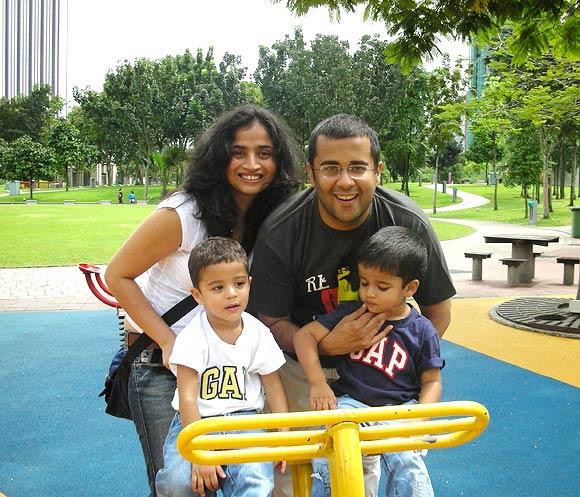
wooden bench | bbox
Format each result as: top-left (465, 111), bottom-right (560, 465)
top-left (500, 258), bottom-right (528, 287)
top-left (556, 257), bottom-right (580, 285)
top-left (464, 252), bottom-right (492, 281)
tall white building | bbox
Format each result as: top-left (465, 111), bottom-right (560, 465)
top-left (1, 0), bottom-right (64, 99)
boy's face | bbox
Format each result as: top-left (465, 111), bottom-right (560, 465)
top-left (358, 264), bottom-right (418, 314)
top-left (191, 261), bottom-right (250, 325)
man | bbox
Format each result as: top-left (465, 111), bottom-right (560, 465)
top-left (249, 114), bottom-right (455, 496)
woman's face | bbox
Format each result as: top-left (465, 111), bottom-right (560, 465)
top-left (226, 121), bottom-right (277, 205)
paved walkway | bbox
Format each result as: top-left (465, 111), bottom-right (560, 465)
top-left (1, 186), bottom-right (578, 312)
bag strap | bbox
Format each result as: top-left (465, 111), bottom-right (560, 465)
top-left (118, 294), bottom-right (197, 369)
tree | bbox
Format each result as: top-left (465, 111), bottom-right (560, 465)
top-left (502, 123), bottom-right (543, 217)
top-left (425, 58), bottom-right (464, 213)
top-left (72, 89), bottom-right (132, 186)
top-left (151, 145), bottom-right (188, 198)
top-left (0, 84), bottom-right (62, 143)
top-left (465, 76), bottom-right (512, 210)
top-left (47, 118), bottom-right (96, 191)
top-left (2, 136), bottom-right (56, 199)
top-left (500, 57), bottom-right (580, 219)
top-left (76, 49), bottom-right (248, 195)
top-left (278, 1), bottom-right (579, 71)
top-left (255, 28), bottom-right (356, 147)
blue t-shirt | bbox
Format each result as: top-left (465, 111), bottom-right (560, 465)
top-left (317, 301), bottom-right (444, 407)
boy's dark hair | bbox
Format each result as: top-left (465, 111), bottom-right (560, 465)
top-left (188, 237), bottom-right (249, 287)
top-left (184, 105), bottom-right (300, 252)
top-left (356, 226), bottom-right (428, 285)
top-left (308, 114), bottom-right (381, 168)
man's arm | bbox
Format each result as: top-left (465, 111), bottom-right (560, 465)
top-left (260, 306), bottom-right (391, 356)
top-left (258, 314), bottom-right (298, 353)
top-left (418, 299), bottom-right (451, 338)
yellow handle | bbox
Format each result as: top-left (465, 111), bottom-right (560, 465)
top-left (177, 401), bottom-right (489, 497)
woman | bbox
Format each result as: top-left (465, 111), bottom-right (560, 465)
top-left (105, 105), bottom-right (299, 497)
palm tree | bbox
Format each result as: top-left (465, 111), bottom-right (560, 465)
top-left (151, 145), bottom-right (188, 198)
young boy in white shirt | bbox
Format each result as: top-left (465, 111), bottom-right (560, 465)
top-left (156, 237), bottom-right (289, 497)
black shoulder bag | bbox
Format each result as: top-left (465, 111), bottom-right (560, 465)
top-left (99, 295), bottom-right (197, 420)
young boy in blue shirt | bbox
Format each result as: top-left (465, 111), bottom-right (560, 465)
top-left (293, 226), bottom-right (444, 497)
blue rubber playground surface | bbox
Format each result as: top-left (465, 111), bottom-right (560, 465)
top-left (1, 310), bottom-right (579, 497)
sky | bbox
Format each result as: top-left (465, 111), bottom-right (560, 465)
top-left (63, 0), bottom-right (467, 105)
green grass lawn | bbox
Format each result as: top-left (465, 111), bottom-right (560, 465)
top-left (0, 184), bottom-right (169, 204)
top-left (6, 181), bottom-right (573, 268)
top-left (0, 202), bottom-right (472, 267)
top-left (382, 181), bottom-right (457, 209)
top-left (0, 204), bottom-right (154, 267)
top-left (432, 183), bottom-right (576, 226)
top-left (431, 220), bottom-right (475, 240)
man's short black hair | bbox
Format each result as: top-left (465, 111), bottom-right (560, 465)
top-left (188, 237), bottom-right (249, 287)
top-left (307, 114), bottom-right (381, 168)
top-left (356, 226), bottom-right (428, 285)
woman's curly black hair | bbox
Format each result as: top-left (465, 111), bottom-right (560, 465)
top-left (183, 105), bottom-right (300, 252)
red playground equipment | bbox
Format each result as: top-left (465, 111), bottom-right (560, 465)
top-left (78, 263), bottom-right (120, 308)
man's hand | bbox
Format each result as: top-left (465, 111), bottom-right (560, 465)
top-left (190, 463), bottom-right (226, 496)
top-left (310, 381), bottom-right (337, 410)
top-left (275, 460), bottom-right (287, 474)
top-left (318, 304), bottom-right (391, 356)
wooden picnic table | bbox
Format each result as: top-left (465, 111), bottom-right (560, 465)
top-left (483, 234), bottom-right (560, 283)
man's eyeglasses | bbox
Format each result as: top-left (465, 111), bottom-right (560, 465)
top-left (313, 164), bottom-right (373, 179)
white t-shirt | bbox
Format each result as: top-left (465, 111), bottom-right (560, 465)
top-left (169, 309), bottom-right (286, 417)
top-left (123, 191), bottom-right (207, 335)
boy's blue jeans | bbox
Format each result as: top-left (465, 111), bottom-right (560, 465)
top-left (156, 411), bottom-right (275, 497)
top-left (311, 395), bottom-right (434, 497)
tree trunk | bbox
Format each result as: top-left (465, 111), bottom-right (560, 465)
top-left (559, 141), bottom-right (565, 200)
top-left (492, 137), bottom-right (498, 211)
top-left (143, 161), bottom-right (149, 201)
top-left (64, 165), bottom-right (69, 191)
top-left (570, 141), bottom-right (577, 206)
top-left (432, 155), bottom-right (438, 214)
top-left (539, 129), bottom-right (551, 219)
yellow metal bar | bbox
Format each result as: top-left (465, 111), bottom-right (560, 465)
top-left (291, 462), bottom-right (313, 497)
top-left (176, 401), bottom-right (489, 496)
top-left (327, 422), bottom-right (364, 497)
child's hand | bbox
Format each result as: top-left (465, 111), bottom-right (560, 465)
top-left (190, 463), bottom-right (225, 496)
top-left (310, 382), bottom-right (337, 410)
top-left (275, 459), bottom-right (287, 474)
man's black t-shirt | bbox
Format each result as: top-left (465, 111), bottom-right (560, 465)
top-left (249, 187), bottom-right (456, 367)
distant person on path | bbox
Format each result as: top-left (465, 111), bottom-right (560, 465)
top-left (117, 187), bottom-right (124, 204)
top-left (128, 191), bottom-right (136, 204)
top-left (248, 113), bottom-right (455, 497)
top-left (105, 105), bottom-right (299, 497)
top-left (156, 237), bottom-right (288, 497)
top-left (294, 226), bottom-right (443, 497)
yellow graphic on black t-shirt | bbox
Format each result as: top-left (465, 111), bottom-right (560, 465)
top-left (337, 265), bottom-right (359, 302)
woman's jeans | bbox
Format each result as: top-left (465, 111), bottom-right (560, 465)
top-left (156, 411), bottom-right (274, 497)
top-left (129, 362), bottom-right (177, 497)
top-left (311, 396), bottom-right (434, 497)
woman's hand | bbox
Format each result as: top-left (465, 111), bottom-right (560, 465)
top-left (159, 333), bottom-right (176, 370)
